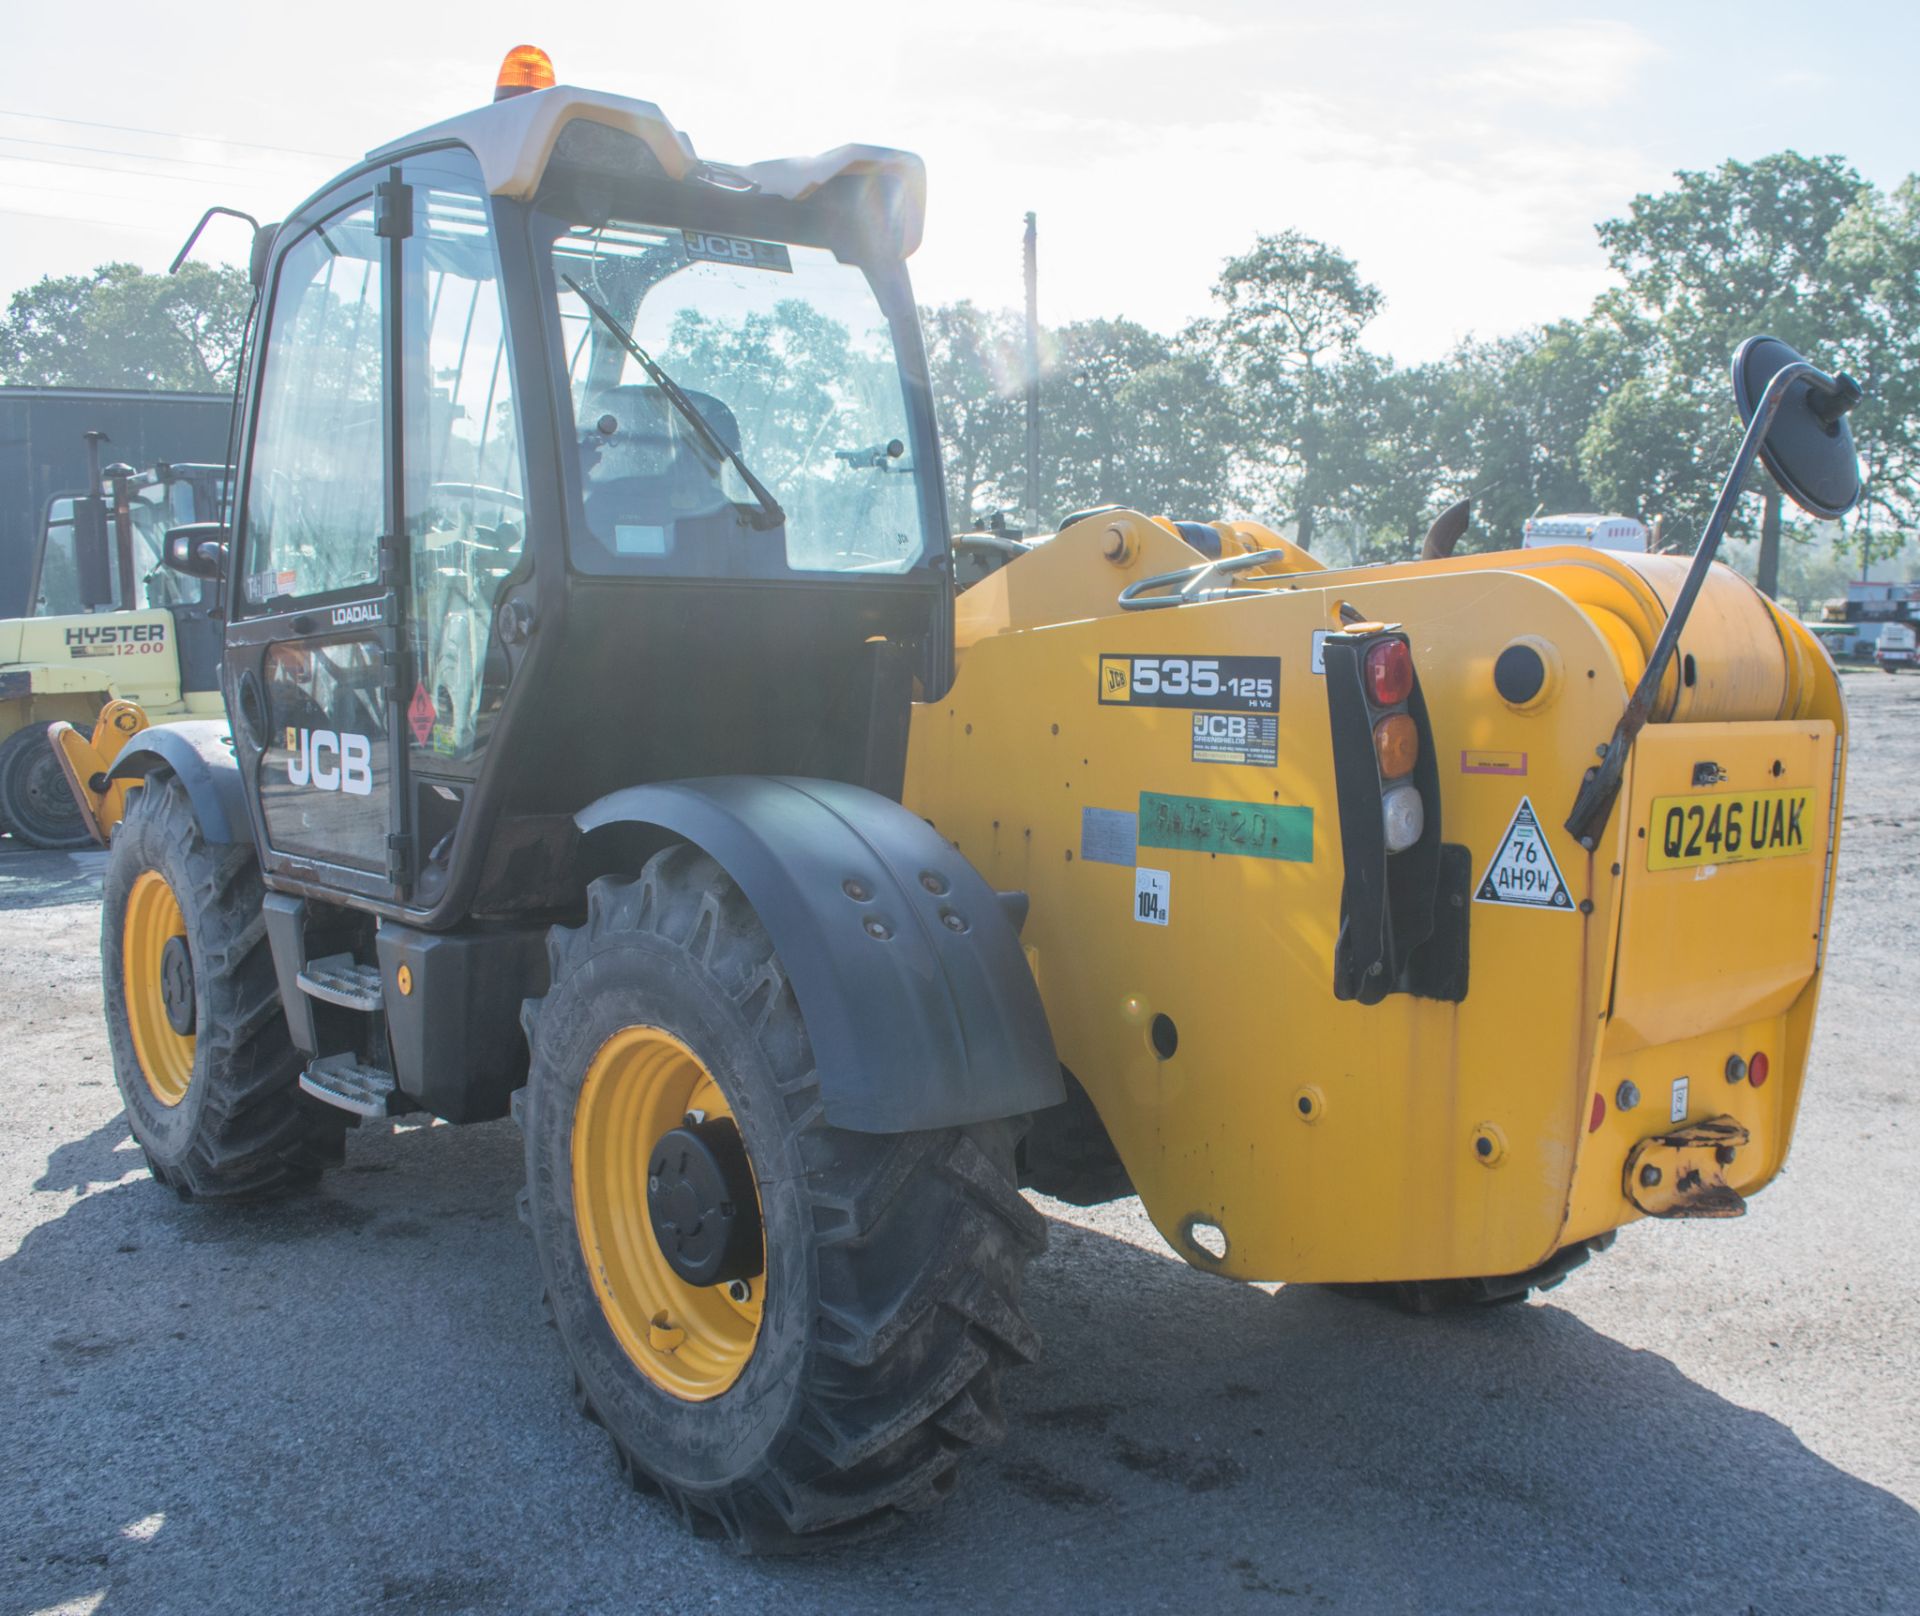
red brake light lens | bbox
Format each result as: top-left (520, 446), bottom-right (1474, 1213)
top-left (1365, 639), bottom-right (1414, 706)
top-left (1748, 1051), bottom-right (1770, 1087)
top-left (1588, 1093), bottom-right (1606, 1132)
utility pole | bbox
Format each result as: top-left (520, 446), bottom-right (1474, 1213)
top-left (1023, 211), bottom-right (1041, 531)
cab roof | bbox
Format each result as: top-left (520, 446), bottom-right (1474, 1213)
top-left (366, 85), bottom-right (927, 255)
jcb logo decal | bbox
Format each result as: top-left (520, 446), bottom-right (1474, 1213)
top-left (1099, 657), bottom-right (1133, 702)
top-left (286, 729), bottom-right (374, 796)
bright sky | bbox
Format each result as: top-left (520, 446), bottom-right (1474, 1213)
top-left (2, 0), bottom-right (1916, 364)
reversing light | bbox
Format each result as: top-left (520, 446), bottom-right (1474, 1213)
top-left (1748, 1051), bottom-right (1770, 1088)
top-left (1381, 783), bottom-right (1424, 852)
top-left (1372, 712), bottom-right (1418, 779)
top-left (1365, 639), bottom-right (1414, 706)
top-left (495, 44), bottom-right (556, 100)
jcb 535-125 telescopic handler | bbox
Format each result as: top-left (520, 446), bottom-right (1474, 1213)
top-left (65, 47), bottom-right (1861, 1550)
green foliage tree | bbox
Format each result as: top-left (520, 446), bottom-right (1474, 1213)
top-left (1195, 231), bottom-right (1384, 549)
top-left (1585, 153), bottom-right (1874, 590)
top-left (0, 260), bottom-right (254, 391)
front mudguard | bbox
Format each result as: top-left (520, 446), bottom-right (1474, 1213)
top-left (577, 776), bottom-right (1063, 1134)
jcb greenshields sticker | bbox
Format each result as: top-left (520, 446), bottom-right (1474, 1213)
top-left (1098, 655), bottom-right (1278, 712)
top-left (1138, 791), bottom-right (1311, 861)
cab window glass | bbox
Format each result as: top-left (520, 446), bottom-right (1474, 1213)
top-left (241, 200), bottom-right (385, 606)
top-left (35, 499), bottom-right (81, 616)
top-left (403, 170), bottom-right (526, 762)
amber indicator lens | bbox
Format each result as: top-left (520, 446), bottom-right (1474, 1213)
top-left (1372, 712), bottom-right (1418, 779)
top-left (1365, 639), bottom-right (1414, 706)
top-left (495, 44), bottom-right (557, 100)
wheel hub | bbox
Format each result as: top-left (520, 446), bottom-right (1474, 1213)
top-left (160, 935), bottom-right (196, 1035)
top-left (647, 1117), bottom-right (762, 1287)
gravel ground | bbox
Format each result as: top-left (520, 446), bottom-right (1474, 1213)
top-left (2, 671), bottom-right (1917, 1616)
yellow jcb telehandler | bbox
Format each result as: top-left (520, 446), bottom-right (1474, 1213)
top-left (66, 48), bottom-right (1857, 1549)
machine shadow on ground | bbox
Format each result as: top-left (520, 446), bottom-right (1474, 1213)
top-left (6, 1111), bottom-right (1918, 1615)
top-left (0, 844), bottom-right (102, 912)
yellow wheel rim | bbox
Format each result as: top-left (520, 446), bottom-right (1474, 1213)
top-left (572, 1026), bottom-right (765, 1400)
top-left (123, 869), bottom-right (195, 1107)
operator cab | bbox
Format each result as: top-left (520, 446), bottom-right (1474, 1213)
top-left (215, 68), bottom-right (951, 923)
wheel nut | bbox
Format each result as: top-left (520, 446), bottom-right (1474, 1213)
top-left (842, 878), bottom-right (872, 902)
top-left (941, 910), bottom-right (968, 933)
top-left (726, 1279), bottom-right (752, 1304)
top-left (919, 871), bottom-right (949, 895)
top-left (1639, 1164), bottom-right (1663, 1188)
top-left (863, 918), bottom-right (892, 940)
top-left (1616, 1081), bottom-right (1641, 1111)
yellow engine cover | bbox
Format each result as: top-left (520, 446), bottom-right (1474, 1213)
top-left (904, 521), bottom-right (1843, 1285)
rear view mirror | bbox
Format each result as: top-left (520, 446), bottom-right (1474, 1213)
top-left (73, 496), bottom-right (115, 608)
top-left (164, 522), bottom-right (229, 580)
top-left (1731, 335), bottom-right (1863, 519)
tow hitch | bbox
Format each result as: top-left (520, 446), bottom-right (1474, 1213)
top-left (1623, 1115), bottom-right (1750, 1219)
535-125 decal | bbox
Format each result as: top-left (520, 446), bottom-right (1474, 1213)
top-left (1098, 654), bottom-right (1278, 713)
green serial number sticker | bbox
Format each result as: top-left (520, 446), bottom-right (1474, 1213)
top-left (1138, 791), bottom-right (1313, 862)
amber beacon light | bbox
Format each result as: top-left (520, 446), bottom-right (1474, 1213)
top-left (495, 44), bottom-right (557, 100)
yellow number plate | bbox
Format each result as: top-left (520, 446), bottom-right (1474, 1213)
top-left (1647, 788), bottom-right (1814, 871)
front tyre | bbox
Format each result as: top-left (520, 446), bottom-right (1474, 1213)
top-left (0, 719), bottom-right (91, 848)
top-left (520, 846), bottom-right (1045, 1551)
top-left (103, 775), bottom-right (346, 1198)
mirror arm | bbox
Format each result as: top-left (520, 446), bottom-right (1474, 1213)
top-left (1564, 359), bottom-right (1841, 849)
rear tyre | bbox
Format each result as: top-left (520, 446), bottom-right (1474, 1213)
top-left (103, 774), bottom-right (346, 1199)
top-left (520, 846), bottom-right (1045, 1551)
top-left (1326, 1232), bottom-right (1615, 1314)
top-left (0, 720), bottom-right (91, 849)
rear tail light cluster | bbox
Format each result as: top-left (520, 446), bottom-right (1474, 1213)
top-left (1359, 638), bottom-right (1424, 853)
top-left (1324, 623), bottom-right (1465, 1007)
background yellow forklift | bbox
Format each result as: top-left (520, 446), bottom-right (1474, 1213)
top-left (68, 48), bottom-right (1859, 1549)
top-left (0, 431), bottom-right (226, 846)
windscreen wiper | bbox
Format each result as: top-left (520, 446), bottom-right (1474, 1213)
top-left (563, 275), bottom-right (785, 532)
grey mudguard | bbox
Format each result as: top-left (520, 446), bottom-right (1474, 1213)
top-left (577, 776), bottom-right (1063, 1134)
top-left (108, 721), bottom-right (247, 844)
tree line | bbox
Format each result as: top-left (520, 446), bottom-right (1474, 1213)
top-left (7, 151), bottom-right (1915, 601)
top-left (927, 152), bottom-right (1920, 597)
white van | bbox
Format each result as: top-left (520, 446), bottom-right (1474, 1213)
top-left (1521, 513), bottom-right (1651, 552)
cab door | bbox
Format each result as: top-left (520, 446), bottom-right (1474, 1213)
top-left (224, 179), bottom-right (409, 902)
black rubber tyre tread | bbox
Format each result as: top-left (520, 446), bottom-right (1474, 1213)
top-left (0, 719), bottom-right (92, 849)
top-left (1326, 1231), bottom-right (1617, 1315)
top-left (519, 843), bottom-right (1045, 1553)
top-left (102, 775), bottom-right (347, 1199)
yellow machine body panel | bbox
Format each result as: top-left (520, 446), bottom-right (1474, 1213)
top-left (903, 520), bottom-right (1844, 1285)
top-left (0, 607), bottom-right (201, 737)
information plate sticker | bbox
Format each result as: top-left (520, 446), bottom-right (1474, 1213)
top-left (1138, 791), bottom-right (1312, 862)
top-left (1310, 630), bottom-right (1330, 674)
top-left (1475, 796), bottom-right (1573, 910)
top-left (1134, 867), bottom-right (1170, 925)
top-left (1191, 712), bottom-right (1278, 767)
top-left (682, 230), bottom-right (793, 273)
top-left (1461, 749), bottom-right (1527, 776)
top-left (1098, 655), bottom-right (1278, 712)
top-left (1670, 1076), bottom-right (1690, 1124)
top-left (1646, 788), bottom-right (1812, 871)
top-left (1080, 806), bottom-right (1138, 866)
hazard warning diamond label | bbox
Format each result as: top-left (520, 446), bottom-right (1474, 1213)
top-left (408, 682), bottom-right (437, 747)
top-left (1475, 796), bottom-right (1573, 910)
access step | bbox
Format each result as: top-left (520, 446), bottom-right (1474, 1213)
top-left (300, 1054), bottom-right (397, 1119)
top-left (296, 954), bottom-right (384, 1012)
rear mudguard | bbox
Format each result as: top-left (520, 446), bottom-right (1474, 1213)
top-left (107, 720), bottom-right (248, 844)
top-left (577, 776), bottom-right (1063, 1134)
